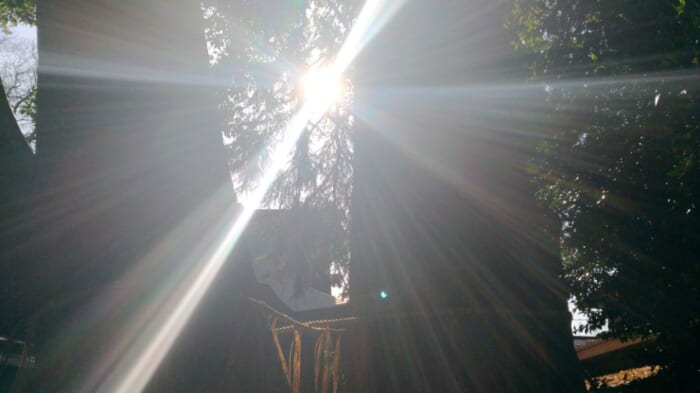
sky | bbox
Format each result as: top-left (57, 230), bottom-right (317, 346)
top-left (6, 23), bottom-right (36, 41)
top-left (1, 23), bottom-right (37, 144)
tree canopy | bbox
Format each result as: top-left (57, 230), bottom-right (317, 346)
top-left (204, 0), bottom-right (360, 296)
top-left (510, 0), bottom-right (700, 383)
top-left (0, 0), bottom-right (36, 31)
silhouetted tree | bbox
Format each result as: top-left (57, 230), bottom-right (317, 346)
top-left (510, 0), bottom-right (700, 387)
top-left (0, 1), bottom-right (36, 340)
top-left (204, 0), bottom-right (359, 296)
top-left (1, 1), bottom-right (239, 391)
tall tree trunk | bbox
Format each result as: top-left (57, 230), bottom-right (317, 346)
top-left (349, 1), bottom-right (585, 391)
top-left (0, 75), bottom-right (36, 338)
top-left (12, 1), bottom-right (238, 391)
top-left (0, 77), bottom-right (32, 165)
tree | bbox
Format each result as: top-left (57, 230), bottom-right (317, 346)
top-left (0, 0), bottom-right (36, 32)
top-left (1, 1), bottom-right (361, 389)
top-left (345, 1), bottom-right (585, 391)
top-left (204, 0), bottom-right (359, 297)
top-left (0, 0), bottom-right (36, 157)
top-left (0, 1), bottom-right (241, 391)
top-left (510, 0), bottom-right (700, 386)
top-left (0, 34), bottom-right (37, 147)
top-left (0, 2), bottom-right (36, 342)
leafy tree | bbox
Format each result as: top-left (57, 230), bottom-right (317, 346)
top-left (0, 0), bottom-right (36, 32)
top-left (204, 0), bottom-right (360, 297)
top-left (510, 0), bottom-right (700, 384)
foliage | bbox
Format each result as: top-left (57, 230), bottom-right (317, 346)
top-left (509, 0), bottom-right (700, 379)
top-left (0, 0), bottom-right (36, 31)
top-left (204, 0), bottom-right (360, 297)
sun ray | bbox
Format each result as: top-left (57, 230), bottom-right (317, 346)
top-left (92, 1), bottom-right (404, 392)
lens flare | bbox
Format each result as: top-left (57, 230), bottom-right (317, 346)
top-left (93, 1), bottom-right (405, 392)
top-left (301, 67), bottom-right (343, 107)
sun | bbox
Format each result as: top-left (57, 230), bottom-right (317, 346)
top-left (300, 67), bottom-right (344, 108)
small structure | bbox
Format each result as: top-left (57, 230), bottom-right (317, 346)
top-left (246, 209), bottom-right (342, 311)
top-left (146, 207), bottom-right (345, 392)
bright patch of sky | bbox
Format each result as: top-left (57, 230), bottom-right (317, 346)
top-left (7, 23), bottom-right (36, 40)
top-left (570, 299), bottom-right (606, 337)
top-left (1, 23), bottom-right (37, 149)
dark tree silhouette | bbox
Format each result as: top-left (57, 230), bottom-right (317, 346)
top-left (1, 1), bottom-right (240, 391)
top-left (0, 1), bottom-right (37, 342)
top-left (204, 0), bottom-right (358, 296)
top-left (510, 1), bottom-right (700, 387)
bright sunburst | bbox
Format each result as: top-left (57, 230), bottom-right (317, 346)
top-left (94, 1), bottom-right (404, 391)
top-left (301, 67), bottom-right (344, 108)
